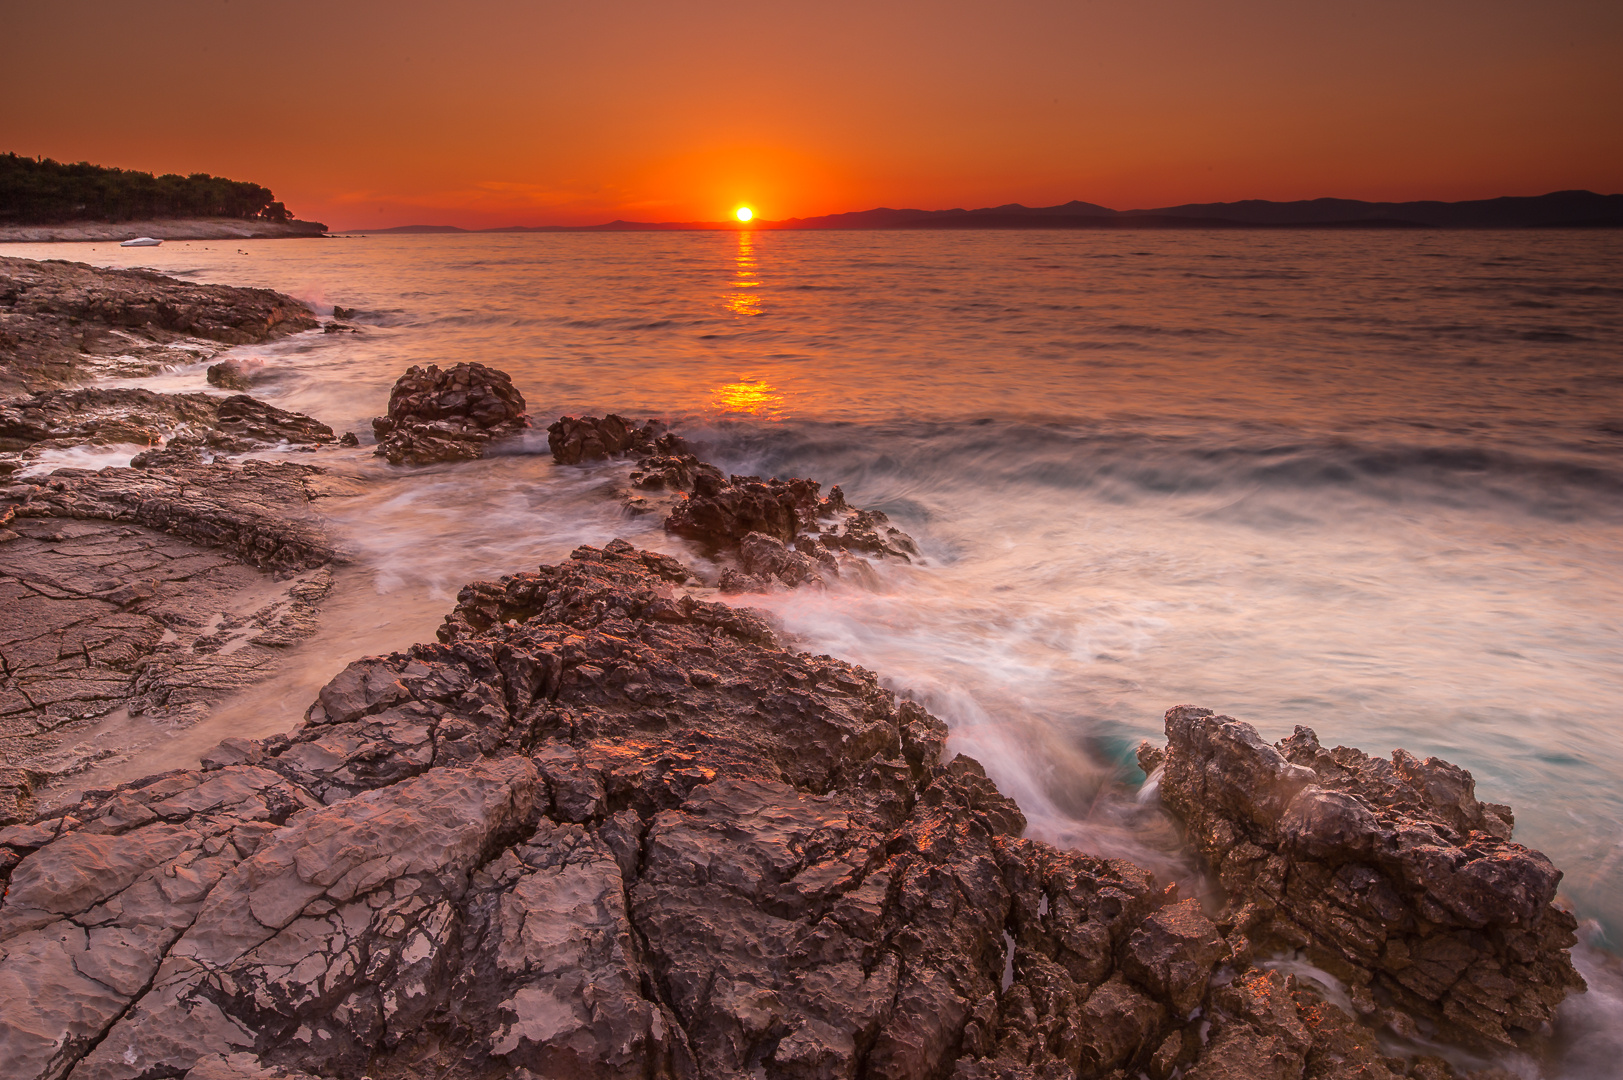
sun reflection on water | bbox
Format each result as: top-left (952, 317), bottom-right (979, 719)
top-left (725, 231), bottom-right (762, 316)
top-left (712, 379), bottom-right (788, 419)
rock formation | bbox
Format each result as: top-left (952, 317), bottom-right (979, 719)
top-left (668, 472), bottom-right (919, 593)
top-left (1139, 706), bottom-right (1586, 1050)
top-left (547, 413), bottom-right (670, 465)
top-left (206, 358), bottom-right (265, 391)
top-left (0, 257), bottom-right (318, 393)
top-left (545, 415), bottom-right (918, 592)
top-left (371, 363), bottom-right (529, 466)
top-left (2, 461), bottom-right (340, 571)
top-left (0, 388), bottom-right (334, 474)
top-left (0, 542), bottom-right (1559, 1080)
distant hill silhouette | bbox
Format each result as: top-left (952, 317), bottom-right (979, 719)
top-left (357, 190), bottom-right (1623, 234)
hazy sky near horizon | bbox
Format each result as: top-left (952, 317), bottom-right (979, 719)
top-left (3, 0), bottom-right (1621, 228)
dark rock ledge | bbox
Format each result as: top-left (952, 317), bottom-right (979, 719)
top-left (0, 541), bottom-right (1581, 1080)
top-left (0, 256), bottom-right (319, 395)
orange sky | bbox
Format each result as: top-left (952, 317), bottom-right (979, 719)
top-left (4, 0), bottom-right (1621, 229)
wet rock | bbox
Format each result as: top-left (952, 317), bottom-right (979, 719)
top-left (0, 388), bottom-right (332, 473)
top-left (331, 306), bottom-right (357, 320)
top-left (371, 362), bottom-right (529, 465)
top-left (0, 256), bottom-right (318, 394)
top-left (1141, 706), bottom-right (1586, 1049)
top-left (206, 358), bottom-right (263, 391)
top-left (0, 513), bottom-right (334, 822)
top-left (2, 460), bottom-right (339, 570)
top-left (0, 544), bottom-right (1549, 1080)
top-left (667, 473), bottom-right (918, 591)
top-left (546, 413), bottom-right (668, 465)
top-left (628, 452), bottom-right (723, 493)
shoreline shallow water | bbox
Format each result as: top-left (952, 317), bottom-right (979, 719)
top-left (3, 233), bottom-right (1621, 1076)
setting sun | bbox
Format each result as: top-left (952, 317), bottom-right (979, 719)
top-left (735, 206), bottom-right (753, 222)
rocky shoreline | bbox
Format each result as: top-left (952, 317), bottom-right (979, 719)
top-left (0, 257), bottom-right (1593, 1080)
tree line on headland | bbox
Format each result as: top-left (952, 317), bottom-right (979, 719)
top-left (0, 153), bottom-right (294, 224)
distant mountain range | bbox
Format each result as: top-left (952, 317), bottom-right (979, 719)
top-left (358, 190), bottom-right (1623, 234)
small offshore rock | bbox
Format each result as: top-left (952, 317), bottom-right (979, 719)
top-left (371, 362), bottom-right (528, 466)
top-left (206, 358), bottom-right (264, 391)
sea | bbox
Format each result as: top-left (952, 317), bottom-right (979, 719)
top-left (6, 228), bottom-right (1622, 1075)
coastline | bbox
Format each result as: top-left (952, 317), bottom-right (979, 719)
top-left (0, 255), bottom-right (1602, 1080)
top-left (0, 218), bottom-right (329, 244)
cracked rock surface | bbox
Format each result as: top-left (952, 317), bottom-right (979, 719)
top-left (0, 542), bottom-right (1562, 1080)
top-left (0, 257), bottom-right (318, 394)
top-left (0, 461), bottom-right (348, 823)
top-left (1139, 706), bottom-right (1586, 1051)
top-left (2, 461), bottom-right (341, 571)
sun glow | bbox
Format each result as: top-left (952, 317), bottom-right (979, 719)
top-left (735, 206), bottom-right (753, 222)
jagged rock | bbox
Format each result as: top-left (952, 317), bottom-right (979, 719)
top-left (371, 362), bottom-right (528, 466)
top-left (0, 256), bottom-right (318, 393)
top-left (0, 388), bottom-right (333, 474)
top-left (0, 543), bottom-right (1502, 1080)
top-left (1140, 706), bottom-right (1586, 1050)
top-left (332, 306), bottom-right (357, 320)
top-left (666, 473), bottom-right (918, 594)
top-left (629, 452), bottom-right (723, 493)
top-left (546, 414), bottom-right (671, 465)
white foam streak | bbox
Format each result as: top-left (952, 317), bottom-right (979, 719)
top-left (16, 444), bottom-right (146, 476)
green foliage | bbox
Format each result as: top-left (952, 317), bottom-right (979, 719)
top-left (0, 153), bottom-right (296, 224)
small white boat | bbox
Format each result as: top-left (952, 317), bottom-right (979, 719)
top-left (120, 237), bottom-right (162, 247)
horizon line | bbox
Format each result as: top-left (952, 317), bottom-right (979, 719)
top-left (332, 188), bottom-right (1623, 235)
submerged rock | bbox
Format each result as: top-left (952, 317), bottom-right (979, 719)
top-left (1140, 706), bottom-right (1586, 1050)
top-left (371, 362), bottom-right (529, 466)
top-left (544, 414), bottom-right (915, 589)
top-left (0, 542), bottom-right (1533, 1080)
top-left (205, 357), bottom-right (265, 391)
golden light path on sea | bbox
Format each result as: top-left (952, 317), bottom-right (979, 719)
top-left (725, 230), bottom-right (761, 316)
top-left (712, 379), bottom-right (787, 419)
